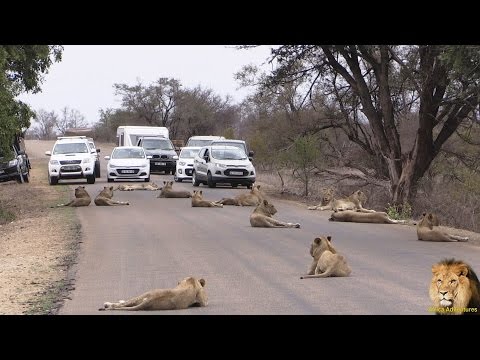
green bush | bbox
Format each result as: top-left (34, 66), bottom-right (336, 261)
top-left (386, 202), bottom-right (412, 220)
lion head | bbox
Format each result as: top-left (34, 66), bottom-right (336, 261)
top-left (255, 199), bottom-right (277, 217)
top-left (177, 276), bottom-right (208, 307)
top-left (352, 190), bottom-right (367, 204)
top-left (75, 186), bottom-right (90, 198)
top-left (419, 212), bottom-right (440, 228)
top-left (429, 258), bottom-right (480, 315)
top-left (321, 188), bottom-right (335, 205)
top-left (310, 236), bottom-right (337, 258)
top-left (98, 186), bottom-right (114, 199)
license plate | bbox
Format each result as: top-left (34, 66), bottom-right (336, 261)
top-left (122, 170), bottom-right (135, 174)
top-left (230, 171), bottom-right (243, 175)
top-left (155, 162), bottom-right (166, 166)
top-left (63, 165), bottom-right (78, 170)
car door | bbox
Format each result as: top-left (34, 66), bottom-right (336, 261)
top-left (194, 148), bottom-right (208, 180)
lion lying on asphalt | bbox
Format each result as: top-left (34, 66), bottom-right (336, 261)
top-left (329, 210), bottom-right (406, 224)
top-left (218, 184), bottom-right (265, 206)
top-left (157, 181), bottom-right (192, 198)
top-left (94, 186), bottom-right (129, 206)
top-left (99, 277), bottom-right (208, 311)
top-left (250, 199), bottom-right (300, 228)
top-left (51, 186), bottom-right (91, 207)
top-left (417, 212), bottom-right (468, 242)
top-left (115, 182), bottom-right (160, 191)
top-left (430, 258), bottom-right (479, 315)
top-left (300, 235), bottom-right (351, 279)
top-left (192, 190), bottom-right (223, 207)
top-left (308, 189), bottom-right (375, 213)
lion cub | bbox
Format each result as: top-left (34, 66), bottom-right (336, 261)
top-left (250, 199), bottom-right (300, 228)
top-left (308, 189), bottom-right (375, 213)
top-left (192, 190), bottom-right (223, 207)
top-left (157, 181), bottom-right (192, 198)
top-left (94, 186), bottom-right (129, 206)
top-left (417, 212), bottom-right (468, 242)
top-left (51, 186), bottom-right (91, 207)
top-left (99, 277), bottom-right (208, 311)
top-left (115, 182), bottom-right (160, 191)
top-left (218, 184), bottom-right (265, 206)
top-left (300, 236), bottom-right (351, 279)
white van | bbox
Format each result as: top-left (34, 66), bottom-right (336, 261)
top-left (117, 126), bottom-right (169, 147)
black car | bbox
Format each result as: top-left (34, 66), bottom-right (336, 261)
top-left (136, 136), bottom-right (178, 175)
top-left (0, 144), bottom-right (30, 183)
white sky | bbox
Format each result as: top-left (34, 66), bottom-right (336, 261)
top-left (18, 45), bottom-right (274, 126)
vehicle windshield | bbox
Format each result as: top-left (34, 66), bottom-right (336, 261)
top-left (142, 139), bottom-right (173, 150)
top-left (112, 148), bottom-right (145, 159)
top-left (211, 148), bottom-right (247, 160)
top-left (211, 142), bottom-right (246, 155)
top-left (187, 139), bottom-right (215, 147)
top-left (179, 148), bottom-right (200, 158)
top-left (53, 142), bottom-right (89, 155)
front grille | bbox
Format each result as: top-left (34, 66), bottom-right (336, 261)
top-left (160, 155), bottom-right (168, 159)
top-left (60, 160), bottom-right (82, 165)
top-left (152, 155), bottom-right (160, 159)
top-left (224, 168), bottom-right (249, 176)
top-left (185, 169), bottom-right (193, 176)
top-left (118, 169), bottom-right (139, 175)
top-left (60, 165), bottom-right (82, 172)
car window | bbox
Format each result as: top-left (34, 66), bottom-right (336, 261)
top-left (53, 142), bottom-right (89, 155)
top-left (179, 149), bottom-right (199, 158)
top-left (112, 148), bottom-right (145, 159)
top-left (142, 139), bottom-right (174, 150)
top-left (212, 142), bottom-right (246, 154)
top-left (187, 139), bottom-right (214, 147)
top-left (211, 148), bottom-right (247, 160)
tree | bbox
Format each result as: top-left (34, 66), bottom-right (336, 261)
top-left (0, 45), bottom-right (62, 155)
top-left (30, 109), bottom-right (58, 140)
top-left (249, 45), bottom-right (480, 204)
top-left (56, 107), bottom-right (88, 135)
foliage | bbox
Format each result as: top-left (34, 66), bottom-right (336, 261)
top-left (386, 202), bottom-right (412, 220)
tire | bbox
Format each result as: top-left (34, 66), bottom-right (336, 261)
top-left (95, 161), bottom-right (101, 178)
top-left (246, 184), bottom-right (253, 189)
top-left (107, 177), bottom-right (114, 183)
top-left (207, 172), bottom-right (216, 188)
top-left (23, 172), bottom-right (29, 183)
top-left (144, 177), bottom-right (150, 182)
top-left (192, 171), bottom-right (200, 187)
top-left (232, 183), bottom-right (238, 188)
top-left (86, 175), bottom-right (95, 184)
top-left (49, 175), bottom-right (58, 185)
top-left (174, 174), bottom-right (182, 182)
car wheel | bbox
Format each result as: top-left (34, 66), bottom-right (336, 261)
top-left (145, 177), bottom-right (150, 182)
top-left (23, 171), bottom-right (29, 183)
top-left (174, 174), bottom-right (181, 182)
top-left (86, 175), bottom-right (95, 184)
top-left (232, 183), bottom-right (238, 188)
top-left (192, 171), bottom-right (200, 187)
top-left (95, 161), bottom-right (101, 178)
top-left (207, 172), bottom-right (216, 188)
top-left (107, 177), bottom-right (114, 183)
top-left (246, 183), bottom-right (253, 189)
top-left (49, 175), bottom-right (58, 185)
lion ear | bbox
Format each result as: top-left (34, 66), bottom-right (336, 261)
top-left (422, 212), bottom-right (426, 217)
top-left (263, 199), bottom-right (268, 205)
top-left (314, 238), bottom-right (321, 244)
top-left (163, 181), bottom-right (167, 185)
top-left (109, 186), bottom-right (113, 190)
top-left (199, 190), bottom-right (203, 195)
top-left (327, 236), bottom-right (332, 241)
top-left (457, 264), bottom-right (469, 277)
top-left (199, 278), bottom-right (206, 287)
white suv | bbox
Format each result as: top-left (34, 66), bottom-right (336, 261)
top-left (45, 136), bottom-right (97, 185)
top-left (192, 145), bottom-right (256, 188)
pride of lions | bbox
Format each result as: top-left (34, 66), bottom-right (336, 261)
top-left (52, 181), bottom-right (477, 314)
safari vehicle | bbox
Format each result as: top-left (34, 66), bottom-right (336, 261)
top-left (136, 136), bottom-right (178, 175)
top-left (185, 135), bottom-right (225, 148)
top-left (105, 146), bottom-right (151, 182)
top-left (0, 144), bottom-right (30, 183)
top-left (210, 139), bottom-right (254, 161)
top-left (192, 145), bottom-right (256, 188)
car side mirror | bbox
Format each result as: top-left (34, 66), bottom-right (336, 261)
top-left (45, 151), bottom-right (51, 156)
top-left (104, 155), bottom-right (110, 160)
top-left (203, 156), bottom-right (209, 162)
top-left (248, 150), bottom-right (254, 157)
top-left (249, 157), bottom-right (254, 162)
top-left (96, 148), bottom-right (101, 153)
top-left (17, 150), bottom-right (25, 156)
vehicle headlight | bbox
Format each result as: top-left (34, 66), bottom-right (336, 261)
top-left (173, 155), bottom-right (179, 160)
top-left (140, 163), bottom-right (148, 168)
top-left (215, 163), bottom-right (227, 168)
top-left (49, 159), bottom-right (59, 165)
top-left (83, 158), bottom-right (92, 164)
top-left (179, 161), bottom-right (186, 166)
top-left (109, 163), bottom-right (117, 168)
top-left (8, 159), bottom-right (18, 167)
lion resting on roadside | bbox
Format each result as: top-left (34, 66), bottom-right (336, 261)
top-left (115, 182), bottom-right (159, 191)
top-left (329, 210), bottom-right (406, 224)
top-left (250, 199), bottom-right (300, 228)
top-left (192, 190), bottom-right (223, 207)
top-left (157, 181), bottom-right (192, 198)
top-left (300, 235), bottom-right (351, 279)
top-left (99, 277), bottom-right (208, 311)
top-left (51, 186), bottom-right (91, 207)
top-left (218, 184), bottom-right (265, 206)
top-left (429, 258), bottom-right (480, 315)
top-left (417, 212), bottom-right (468, 242)
top-left (308, 189), bottom-right (375, 213)
top-left (94, 186), bottom-right (129, 206)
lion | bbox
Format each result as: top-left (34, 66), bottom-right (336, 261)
top-left (329, 210), bottom-right (406, 224)
top-left (51, 185), bottom-right (91, 207)
top-left (115, 182), bottom-right (160, 191)
top-left (429, 258), bottom-right (480, 315)
top-left (192, 190), bottom-right (223, 208)
top-left (157, 181), bottom-right (192, 198)
top-left (217, 184), bottom-right (265, 206)
top-left (417, 212), bottom-right (468, 242)
top-left (99, 276), bottom-right (208, 311)
top-left (307, 187), bottom-right (335, 210)
top-left (250, 199), bottom-right (300, 228)
top-left (300, 235), bottom-right (351, 279)
top-left (94, 186), bottom-right (129, 206)
top-left (308, 189), bottom-right (375, 213)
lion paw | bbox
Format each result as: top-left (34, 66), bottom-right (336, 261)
top-left (295, 223), bottom-right (301, 228)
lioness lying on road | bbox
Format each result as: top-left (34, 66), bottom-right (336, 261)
top-left (94, 186), bottom-right (129, 206)
top-left (192, 190), bottom-right (223, 207)
top-left (250, 199), bottom-right (300, 228)
top-left (115, 182), bottom-right (160, 191)
top-left (157, 181), bottom-right (192, 198)
top-left (417, 212), bottom-right (468, 242)
top-left (218, 184), bottom-right (265, 206)
top-left (308, 189), bottom-right (375, 213)
top-left (99, 276), bottom-right (208, 311)
top-left (300, 235), bottom-right (351, 279)
top-left (51, 186), bottom-right (91, 207)
top-left (329, 210), bottom-right (406, 224)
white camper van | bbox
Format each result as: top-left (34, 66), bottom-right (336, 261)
top-left (117, 126), bottom-right (169, 147)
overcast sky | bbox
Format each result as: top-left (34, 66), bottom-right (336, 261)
top-left (18, 45), bottom-right (274, 126)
